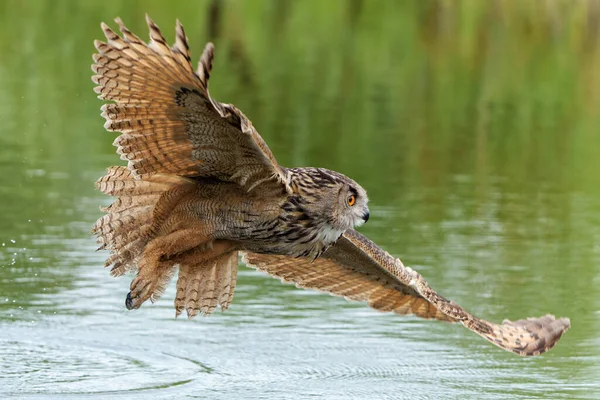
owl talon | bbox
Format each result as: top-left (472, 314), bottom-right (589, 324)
top-left (129, 281), bottom-right (144, 298)
top-left (125, 290), bottom-right (150, 310)
top-left (125, 292), bottom-right (135, 310)
top-left (126, 275), bottom-right (156, 309)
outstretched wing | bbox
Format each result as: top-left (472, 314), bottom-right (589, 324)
top-left (92, 16), bottom-right (290, 194)
top-left (242, 229), bottom-right (570, 356)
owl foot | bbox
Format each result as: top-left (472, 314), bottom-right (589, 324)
top-left (126, 275), bottom-right (153, 309)
top-left (126, 259), bottom-right (179, 309)
top-left (125, 291), bottom-right (136, 309)
top-left (125, 230), bottom-right (216, 310)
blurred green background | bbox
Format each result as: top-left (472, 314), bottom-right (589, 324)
top-left (0, 0), bottom-right (598, 398)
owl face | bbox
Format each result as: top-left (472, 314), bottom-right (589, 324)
top-left (335, 181), bottom-right (370, 230)
top-left (287, 167), bottom-right (370, 233)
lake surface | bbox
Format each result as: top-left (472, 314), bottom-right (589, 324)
top-left (1, 1), bottom-right (599, 399)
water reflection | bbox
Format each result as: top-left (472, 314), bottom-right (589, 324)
top-left (1, 1), bottom-right (599, 399)
top-left (1, 183), bottom-right (597, 399)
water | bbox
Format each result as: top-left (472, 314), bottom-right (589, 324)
top-left (1, 1), bottom-right (599, 399)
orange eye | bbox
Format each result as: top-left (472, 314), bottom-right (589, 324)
top-left (347, 195), bottom-right (356, 207)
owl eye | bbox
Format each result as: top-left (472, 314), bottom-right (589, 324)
top-left (347, 195), bottom-right (356, 207)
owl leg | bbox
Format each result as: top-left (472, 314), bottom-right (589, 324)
top-left (126, 228), bottom-right (213, 310)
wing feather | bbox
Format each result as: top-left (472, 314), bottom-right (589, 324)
top-left (242, 230), bottom-right (570, 356)
top-left (241, 250), bottom-right (451, 321)
top-left (92, 16), bottom-right (290, 194)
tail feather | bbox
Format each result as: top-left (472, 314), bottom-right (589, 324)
top-left (150, 263), bottom-right (178, 303)
top-left (218, 252), bottom-right (237, 311)
top-left (197, 262), bottom-right (218, 315)
top-left (175, 264), bottom-right (192, 317)
top-left (175, 251), bottom-right (239, 318)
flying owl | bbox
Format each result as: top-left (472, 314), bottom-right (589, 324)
top-left (92, 16), bottom-right (570, 357)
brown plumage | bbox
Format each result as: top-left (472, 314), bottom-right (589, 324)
top-left (91, 16), bottom-right (570, 357)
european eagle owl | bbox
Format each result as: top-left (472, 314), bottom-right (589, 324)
top-left (92, 16), bottom-right (570, 356)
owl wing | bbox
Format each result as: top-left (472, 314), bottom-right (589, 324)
top-left (92, 16), bottom-right (290, 194)
top-left (242, 229), bottom-right (570, 356)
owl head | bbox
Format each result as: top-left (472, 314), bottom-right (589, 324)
top-left (291, 167), bottom-right (370, 232)
top-left (333, 177), bottom-right (370, 230)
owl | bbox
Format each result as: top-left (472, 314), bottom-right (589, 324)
top-left (92, 16), bottom-right (570, 356)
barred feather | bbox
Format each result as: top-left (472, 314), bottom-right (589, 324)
top-left (93, 166), bottom-right (192, 276)
top-left (175, 251), bottom-right (238, 318)
top-left (243, 229), bottom-right (570, 356)
top-left (92, 16), bottom-right (291, 195)
top-left (242, 252), bottom-right (450, 321)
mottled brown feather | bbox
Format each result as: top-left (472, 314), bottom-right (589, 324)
top-left (92, 16), bottom-right (290, 195)
top-left (92, 166), bottom-right (194, 276)
top-left (243, 230), bottom-right (570, 356)
top-left (175, 251), bottom-right (239, 318)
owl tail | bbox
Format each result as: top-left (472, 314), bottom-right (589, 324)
top-left (92, 166), bottom-right (193, 280)
top-left (174, 251), bottom-right (238, 318)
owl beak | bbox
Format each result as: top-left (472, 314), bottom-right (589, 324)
top-left (362, 211), bottom-right (370, 223)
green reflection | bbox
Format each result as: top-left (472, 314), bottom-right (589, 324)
top-left (0, 1), bottom-right (598, 398)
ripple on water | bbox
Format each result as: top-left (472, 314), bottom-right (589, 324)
top-left (0, 339), bottom-right (211, 395)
